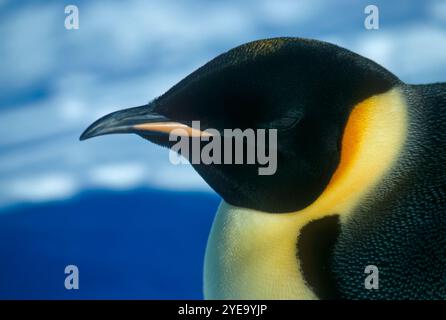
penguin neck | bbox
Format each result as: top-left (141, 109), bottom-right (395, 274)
top-left (203, 87), bottom-right (408, 299)
top-left (204, 201), bottom-right (318, 299)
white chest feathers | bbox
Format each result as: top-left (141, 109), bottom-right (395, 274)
top-left (203, 201), bottom-right (317, 300)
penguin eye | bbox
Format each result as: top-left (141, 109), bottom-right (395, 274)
top-left (261, 109), bottom-right (303, 131)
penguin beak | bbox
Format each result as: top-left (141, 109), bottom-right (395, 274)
top-left (79, 104), bottom-right (209, 141)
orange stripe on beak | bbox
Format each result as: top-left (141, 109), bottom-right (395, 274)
top-left (133, 122), bottom-right (213, 138)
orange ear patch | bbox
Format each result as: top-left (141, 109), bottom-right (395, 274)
top-left (318, 88), bottom-right (408, 216)
top-left (327, 96), bottom-right (375, 190)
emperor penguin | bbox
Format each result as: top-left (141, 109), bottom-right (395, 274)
top-left (80, 38), bottom-right (446, 299)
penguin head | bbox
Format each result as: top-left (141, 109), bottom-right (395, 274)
top-left (80, 38), bottom-right (399, 213)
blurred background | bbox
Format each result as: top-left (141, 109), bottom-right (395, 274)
top-left (0, 0), bottom-right (445, 299)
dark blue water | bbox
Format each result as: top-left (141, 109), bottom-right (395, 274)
top-left (0, 189), bottom-right (220, 299)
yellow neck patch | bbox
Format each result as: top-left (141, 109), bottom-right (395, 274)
top-left (204, 88), bottom-right (408, 299)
